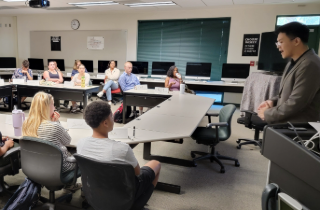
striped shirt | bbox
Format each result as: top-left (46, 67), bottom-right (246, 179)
top-left (12, 68), bottom-right (33, 79)
top-left (37, 120), bottom-right (75, 173)
top-left (118, 72), bottom-right (140, 91)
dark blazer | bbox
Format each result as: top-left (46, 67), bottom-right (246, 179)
top-left (264, 49), bottom-right (320, 124)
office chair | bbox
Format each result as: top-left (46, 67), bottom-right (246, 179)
top-left (97, 80), bottom-right (122, 105)
top-left (19, 137), bottom-right (82, 210)
top-left (236, 110), bottom-right (266, 149)
top-left (74, 154), bottom-right (153, 210)
top-left (0, 145), bottom-right (21, 196)
top-left (191, 104), bottom-right (240, 173)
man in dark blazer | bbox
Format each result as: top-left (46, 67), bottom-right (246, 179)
top-left (258, 22), bottom-right (320, 124)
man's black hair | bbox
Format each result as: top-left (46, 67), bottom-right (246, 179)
top-left (167, 65), bottom-right (176, 77)
top-left (276, 21), bottom-right (309, 44)
top-left (84, 101), bottom-right (112, 128)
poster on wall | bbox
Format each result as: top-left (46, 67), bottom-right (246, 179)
top-left (242, 34), bottom-right (260, 56)
top-left (87, 36), bottom-right (104, 50)
top-left (51, 36), bottom-right (61, 51)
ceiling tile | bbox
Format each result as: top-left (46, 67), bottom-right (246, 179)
top-left (174, 0), bottom-right (206, 8)
top-left (201, 0), bottom-right (233, 6)
top-left (233, 0), bottom-right (263, 4)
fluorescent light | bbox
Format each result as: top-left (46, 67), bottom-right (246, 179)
top-left (125, 1), bottom-right (176, 7)
top-left (68, 1), bottom-right (119, 6)
top-left (3, 0), bottom-right (26, 2)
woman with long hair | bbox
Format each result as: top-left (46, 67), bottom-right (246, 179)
top-left (165, 65), bottom-right (183, 91)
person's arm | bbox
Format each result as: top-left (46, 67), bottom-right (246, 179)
top-left (165, 77), bottom-right (170, 88)
top-left (265, 64), bottom-right (320, 123)
top-left (105, 69), bottom-right (109, 80)
top-left (118, 75), bottom-right (128, 91)
top-left (125, 145), bottom-right (140, 176)
top-left (43, 71), bottom-right (60, 82)
top-left (56, 71), bottom-right (64, 83)
top-left (55, 123), bottom-right (72, 146)
top-left (108, 69), bottom-right (120, 81)
top-left (11, 69), bottom-right (18, 79)
top-left (134, 163), bottom-right (141, 176)
top-left (134, 75), bottom-right (140, 86)
top-left (71, 74), bottom-right (79, 86)
top-left (25, 69), bottom-right (33, 80)
top-left (85, 74), bottom-right (90, 86)
top-left (0, 138), bottom-right (14, 157)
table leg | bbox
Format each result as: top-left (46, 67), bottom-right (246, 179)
top-left (123, 94), bottom-right (126, 124)
top-left (9, 95), bottom-right (13, 111)
top-left (17, 91), bottom-right (21, 109)
top-left (83, 93), bottom-right (88, 110)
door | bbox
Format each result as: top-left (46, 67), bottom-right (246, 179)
top-left (308, 26), bottom-right (320, 54)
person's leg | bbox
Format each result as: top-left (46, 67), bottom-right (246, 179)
top-left (98, 80), bottom-right (114, 98)
top-left (139, 107), bottom-right (143, 116)
top-left (143, 160), bottom-right (161, 187)
top-left (106, 81), bottom-right (118, 101)
top-left (54, 99), bottom-right (60, 109)
top-left (21, 97), bottom-right (27, 103)
top-left (106, 87), bottom-right (112, 101)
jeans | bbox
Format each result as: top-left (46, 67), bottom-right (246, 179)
top-left (103, 80), bottom-right (119, 101)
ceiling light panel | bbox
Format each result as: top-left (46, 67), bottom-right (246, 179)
top-left (125, 1), bottom-right (176, 7)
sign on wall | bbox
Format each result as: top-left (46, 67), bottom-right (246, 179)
top-left (87, 36), bottom-right (104, 50)
top-left (51, 36), bottom-right (61, 51)
top-left (242, 34), bottom-right (260, 56)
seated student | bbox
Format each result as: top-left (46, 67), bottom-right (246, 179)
top-left (0, 135), bottom-right (16, 167)
top-left (77, 101), bottom-right (161, 207)
top-left (70, 64), bottom-right (90, 113)
top-left (22, 92), bottom-right (82, 192)
top-left (12, 60), bottom-right (33, 103)
top-left (97, 60), bottom-right (120, 105)
top-left (165, 66), bottom-right (183, 91)
top-left (118, 62), bottom-right (143, 115)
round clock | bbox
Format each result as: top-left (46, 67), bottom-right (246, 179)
top-left (71, 19), bottom-right (80, 30)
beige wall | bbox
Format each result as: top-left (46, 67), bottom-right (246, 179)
top-left (0, 16), bottom-right (18, 65)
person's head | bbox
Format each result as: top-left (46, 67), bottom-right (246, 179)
top-left (22, 92), bottom-right (55, 137)
top-left (22, 60), bottom-right (29, 69)
top-left (124, 62), bottom-right (133, 74)
top-left (109, 60), bottom-right (116, 69)
top-left (73, 60), bottom-right (82, 70)
top-left (167, 66), bottom-right (178, 78)
top-left (78, 64), bottom-right (86, 74)
top-left (48, 61), bottom-right (56, 71)
top-left (275, 21), bottom-right (309, 59)
top-left (54, 61), bottom-right (58, 69)
top-left (84, 101), bottom-right (114, 136)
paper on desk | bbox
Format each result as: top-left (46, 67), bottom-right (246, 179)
top-left (5, 115), bottom-right (12, 125)
top-left (135, 85), bottom-right (148, 90)
top-left (0, 79), bottom-right (4, 85)
top-left (309, 122), bottom-right (320, 133)
top-left (108, 128), bottom-right (128, 139)
top-left (67, 119), bottom-right (91, 129)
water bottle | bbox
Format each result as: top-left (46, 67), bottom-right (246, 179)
top-left (81, 76), bottom-right (85, 88)
top-left (38, 73), bottom-right (41, 80)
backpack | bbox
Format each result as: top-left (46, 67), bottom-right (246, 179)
top-left (113, 103), bottom-right (132, 123)
top-left (3, 178), bottom-right (42, 210)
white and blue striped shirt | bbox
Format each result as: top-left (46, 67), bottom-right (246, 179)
top-left (118, 72), bottom-right (140, 91)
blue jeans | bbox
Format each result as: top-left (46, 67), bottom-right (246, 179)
top-left (103, 80), bottom-right (119, 101)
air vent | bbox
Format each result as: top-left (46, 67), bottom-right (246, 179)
top-left (46, 6), bottom-right (86, 10)
top-left (0, 6), bottom-right (18, 10)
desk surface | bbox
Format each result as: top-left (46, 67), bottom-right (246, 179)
top-left (10, 82), bottom-right (99, 91)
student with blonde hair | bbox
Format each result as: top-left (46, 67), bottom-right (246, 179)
top-left (22, 92), bottom-right (82, 192)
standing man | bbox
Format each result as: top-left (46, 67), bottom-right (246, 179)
top-left (258, 22), bottom-right (320, 124)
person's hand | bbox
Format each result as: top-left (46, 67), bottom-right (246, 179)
top-left (257, 100), bottom-right (273, 111)
top-left (2, 136), bottom-right (9, 142)
top-left (105, 76), bottom-right (108, 79)
top-left (51, 111), bottom-right (60, 122)
top-left (4, 139), bottom-right (14, 148)
top-left (22, 69), bottom-right (28, 74)
top-left (258, 106), bottom-right (268, 120)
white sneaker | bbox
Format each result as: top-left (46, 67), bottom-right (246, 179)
top-left (97, 91), bottom-right (104, 98)
top-left (108, 101), bottom-right (112, 106)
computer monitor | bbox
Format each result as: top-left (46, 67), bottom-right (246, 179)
top-left (185, 62), bottom-right (212, 80)
top-left (221, 63), bottom-right (250, 82)
top-left (48, 59), bottom-right (65, 71)
top-left (80, 60), bottom-right (94, 73)
top-left (28, 58), bottom-right (44, 70)
top-left (151, 62), bottom-right (175, 78)
top-left (130, 61), bottom-right (148, 75)
top-left (0, 57), bottom-right (16, 69)
top-left (98, 60), bottom-right (118, 74)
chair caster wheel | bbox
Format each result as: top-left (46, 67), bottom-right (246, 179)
top-left (220, 168), bottom-right (225, 173)
top-left (235, 161), bottom-right (240, 167)
top-left (192, 161), bottom-right (197, 167)
top-left (236, 145), bottom-right (241, 149)
top-left (236, 140), bottom-right (241, 143)
top-left (191, 152), bottom-right (196, 158)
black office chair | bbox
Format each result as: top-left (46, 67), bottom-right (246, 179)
top-left (191, 104), bottom-right (240, 173)
top-left (20, 137), bottom-right (82, 210)
top-left (236, 110), bottom-right (267, 149)
top-left (74, 154), bottom-right (153, 210)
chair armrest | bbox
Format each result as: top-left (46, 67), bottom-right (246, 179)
top-left (206, 122), bottom-right (228, 128)
top-left (66, 156), bottom-right (78, 185)
top-left (205, 113), bottom-right (219, 117)
top-left (3, 147), bottom-right (20, 175)
top-left (3, 147), bottom-right (20, 159)
top-left (66, 156), bottom-right (77, 163)
top-left (240, 110), bottom-right (257, 115)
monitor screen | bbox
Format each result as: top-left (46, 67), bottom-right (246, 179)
top-left (152, 62), bottom-right (175, 75)
top-left (48, 59), bottom-right (65, 71)
top-left (0, 57), bottom-right (16, 68)
top-left (258, 32), bottom-right (287, 72)
top-left (98, 60), bottom-right (118, 73)
top-left (222, 64), bottom-right (250, 79)
top-left (130, 61), bottom-right (148, 75)
top-left (80, 60), bottom-right (94, 73)
top-left (28, 58), bottom-right (44, 70)
top-left (186, 62), bottom-right (212, 77)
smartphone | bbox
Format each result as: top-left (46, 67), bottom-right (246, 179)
top-left (288, 127), bottom-right (307, 131)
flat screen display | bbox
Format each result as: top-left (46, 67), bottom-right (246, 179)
top-left (48, 59), bottom-right (65, 71)
top-left (186, 62), bottom-right (212, 77)
top-left (80, 60), bottom-right (94, 73)
top-left (222, 64), bottom-right (250, 79)
top-left (28, 58), bottom-right (44, 70)
top-left (98, 60), bottom-right (118, 73)
top-left (0, 57), bottom-right (16, 68)
top-left (152, 62), bottom-right (175, 75)
top-left (130, 61), bottom-right (148, 75)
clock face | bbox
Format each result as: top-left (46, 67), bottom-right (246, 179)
top-left (71, 19), bottom-right (80, 30)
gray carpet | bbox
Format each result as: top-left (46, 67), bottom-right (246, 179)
top-left (0, 99), bottom-right (268, 209)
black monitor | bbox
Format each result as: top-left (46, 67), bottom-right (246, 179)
top-left (80, 60), bottom-right (94, 73)
top-left (258, 32), bottom-right (287, 72)
top-left (152, 62), bottom-right (175, 76)
top-left (221, 64), bottom-right (250, 79)
top-left (48, 59), bottom-right (65, 71)
top-left (98, 60), bottom-right (118, 73)
top-left (130, 61), bottom-right (148, 75)
top-left (0, 57), bottom-right (16, 68)
top-left (28, 58), bottom-right (44, 70)
top-left (186, 62), bottom-right (212, 79)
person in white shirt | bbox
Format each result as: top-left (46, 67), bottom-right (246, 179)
top-left (77, 101), bottom-right (161, 208)
top-left (97, 60), bottom-right (120, 105)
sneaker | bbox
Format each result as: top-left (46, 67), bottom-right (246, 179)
top-left (71, 106), bottom-right (77, 113)
top-left (108, 101), bottom-right (112, 106)
top-left (63, 101), bottom-right (69, 108)
top-left (97, 91), bottom-right (104, 98)
top-left (64, 183), bottom-right (82, 192)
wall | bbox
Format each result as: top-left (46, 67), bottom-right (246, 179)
top-left (0, 16), bottom-right (18, 65)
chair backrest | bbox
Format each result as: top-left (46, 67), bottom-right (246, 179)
top-left (19, 137), bottom-right (64, 187)
top-left (219, 104), bottom-right (237, 140)
top-left (74, 154), bottom-right (136, 210)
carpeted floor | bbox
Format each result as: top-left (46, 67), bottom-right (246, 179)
top-left (0, 98), bottom-right (268, 210)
